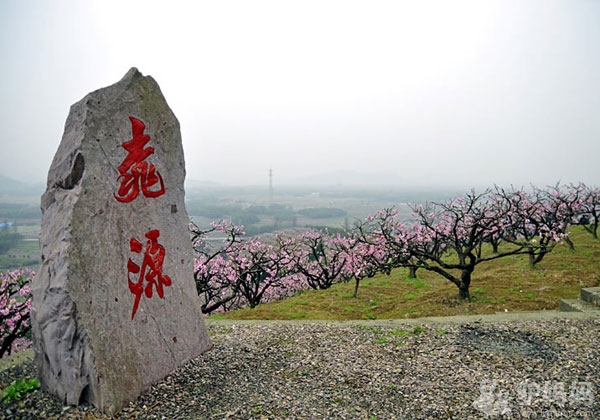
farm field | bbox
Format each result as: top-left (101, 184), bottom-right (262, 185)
top-left (0, 223), bottom-right (41, 270)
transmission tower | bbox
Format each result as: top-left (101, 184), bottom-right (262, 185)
top-left (269, 168), bottom-right (273, 202)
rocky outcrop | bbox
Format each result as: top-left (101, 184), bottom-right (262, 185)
top-left (32, 68), bottom-right (212, 413)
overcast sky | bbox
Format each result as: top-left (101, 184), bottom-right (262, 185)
top-left (1, 0), bottom-right (598, 188)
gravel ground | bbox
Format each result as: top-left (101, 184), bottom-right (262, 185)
top-left (0, 316), bottom-right (598, 419)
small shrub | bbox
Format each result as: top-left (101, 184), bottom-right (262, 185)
top-left (389, 328), bottom-right (410, 337)
top-left (412, 325), bottom-right (424, 335)
top-left (1, 378), bottom-right (39, 403)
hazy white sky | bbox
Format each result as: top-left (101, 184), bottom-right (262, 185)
top-left (1, 0), bottom-right (598, 188)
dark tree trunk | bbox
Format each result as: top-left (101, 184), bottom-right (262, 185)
top-left (583, 215), bottom-right (599, 239)
top-left (526, 245), bottom-right (544, 267)
top-left (353, 277), bottom-right (360, 298)
top-left (0, 317), bottom-right (27, 359)
top-left (492, 241), bottom-right (499, 254)
top-left (408, 266), bottom-right (418, 279)
top-left (528, 251), bottom-right (536, 267)
top-left (565, 236), bottom-right (575, 250)
top-left (458, 269), bottom-right (472, 300)
top-left (528, 246), bottom-right (548, 267)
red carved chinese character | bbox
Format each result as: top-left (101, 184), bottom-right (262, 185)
top-left (127, 229), bottom-right (172, 320)
top-left (114, 116), bottom-right (165, 203)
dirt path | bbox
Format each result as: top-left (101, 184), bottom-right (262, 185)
top-left (205, 308), bottom-right (600, 327)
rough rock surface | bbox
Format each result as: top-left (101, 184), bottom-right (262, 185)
top-left (31, 67), bottom-right (212, 413)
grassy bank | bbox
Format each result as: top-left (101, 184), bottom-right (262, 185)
top-left (211, 227), bottom-right (600, 321)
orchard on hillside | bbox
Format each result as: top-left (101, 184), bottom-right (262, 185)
top-left (191, 182), bottom-right (599, 310)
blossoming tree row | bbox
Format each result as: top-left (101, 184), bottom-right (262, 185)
top-left (191, 183), bottom-right (599, 313)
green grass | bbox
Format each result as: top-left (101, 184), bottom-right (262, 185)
top-left (212, 227), bottom-right (600, 321)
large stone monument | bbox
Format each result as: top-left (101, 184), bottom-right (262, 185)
top-left (31, 68), bottom-right (212, 413)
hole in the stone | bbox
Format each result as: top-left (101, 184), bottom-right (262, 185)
top-left (78, 384), bottom-right (90, 405)
top-left (57, 153), bottom-right (85, 190)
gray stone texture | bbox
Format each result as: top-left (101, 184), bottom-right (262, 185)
top-left (31, 68), bottom-right (212, 413)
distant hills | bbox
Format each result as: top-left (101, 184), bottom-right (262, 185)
top-left (0, 174), bottom-right (45, 199)
top-left (277, 169), bottom-right (404, 187)
top-left (186, 170), bottom-right (410, 189)
top-left (186, 169), bottom-right (475, 191)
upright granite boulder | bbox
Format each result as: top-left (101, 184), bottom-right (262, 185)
top-left (31, 68), bottom-right (212, 413)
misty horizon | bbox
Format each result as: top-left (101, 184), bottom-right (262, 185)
top-left (0, 169), bottom-right (588, 198)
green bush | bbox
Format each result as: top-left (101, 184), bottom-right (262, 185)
top-left (1, 378), bottom-right (40, 403)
